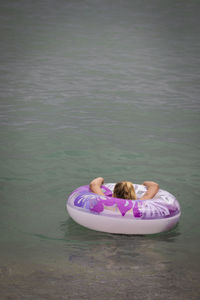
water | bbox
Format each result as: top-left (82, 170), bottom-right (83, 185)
top-left (0, 0), bottom-right (200, 299)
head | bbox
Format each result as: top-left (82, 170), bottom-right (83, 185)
top-left (113, 181), bottom-right (136, 200)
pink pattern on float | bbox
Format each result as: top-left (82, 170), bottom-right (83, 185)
top-left (68, 184), bottom-right (180, 220)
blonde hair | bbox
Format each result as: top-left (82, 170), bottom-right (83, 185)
top-left (113, 181), bottom-right (136, 200)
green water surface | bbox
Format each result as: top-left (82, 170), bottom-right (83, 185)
top-left (0, 0), bottom-right (200, 299)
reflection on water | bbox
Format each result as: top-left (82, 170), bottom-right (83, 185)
top-left (60, 218), bottom-right (181, 274)
top-left (54, 219), bottom-right (199, 300)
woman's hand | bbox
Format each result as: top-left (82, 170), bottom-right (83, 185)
top-left (89, 177), bottom-right (105, 196)
top-left (140, 181), bottom-right (159, 200)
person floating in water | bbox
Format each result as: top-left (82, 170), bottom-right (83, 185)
top-left (90, 177), bottom-right (159, 200)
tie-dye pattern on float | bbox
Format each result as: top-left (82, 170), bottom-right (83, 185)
top-left (66, 183), bottom-right (181, 235)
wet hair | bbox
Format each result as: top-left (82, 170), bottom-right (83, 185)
top-left (113, 181), bottom-right (136, 200)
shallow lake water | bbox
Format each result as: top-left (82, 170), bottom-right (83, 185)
top-left (0, 0), bottom-right (200, 299)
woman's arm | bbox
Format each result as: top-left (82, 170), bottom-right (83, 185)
top-left (140, 181), bottom-right (159, 200)
top-left (89, 177), bottom-right (105, 196)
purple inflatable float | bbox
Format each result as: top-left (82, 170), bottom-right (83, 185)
top-left (67, 183), bottom-right (181, 234)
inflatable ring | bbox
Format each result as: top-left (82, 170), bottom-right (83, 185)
top-left (66, 183), bottom-right (181, 235)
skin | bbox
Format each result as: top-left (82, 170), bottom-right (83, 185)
top-left (89, 177), bottom-right (159, 200)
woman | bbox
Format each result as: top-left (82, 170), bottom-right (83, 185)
top-left (89, 177), bottom-right (159, 200)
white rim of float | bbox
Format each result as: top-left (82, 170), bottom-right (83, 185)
top-left (67, 203), bottom-right (181, 235)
